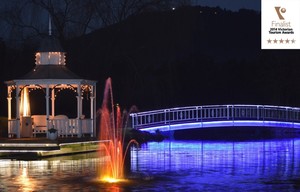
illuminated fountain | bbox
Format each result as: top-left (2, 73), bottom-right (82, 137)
top-left (98, 78), bottom-right (137, 183)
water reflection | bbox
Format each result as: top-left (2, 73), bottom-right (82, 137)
top-left (17, 167), bottom-right (34, 192)
top-left (131, 139), bottom-right (300, 191)
top-left (0, 153), bottom-right (102, 191)
top-left (0, 139), bottom-right (299, 191)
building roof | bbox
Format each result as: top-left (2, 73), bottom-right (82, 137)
top-left (19, 65), bottom-right (82, 80)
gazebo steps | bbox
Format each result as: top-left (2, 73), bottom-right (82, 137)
top-left (0, 137), bottom-right (101, 159)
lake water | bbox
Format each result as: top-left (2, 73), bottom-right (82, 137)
top-left (0, 138), bottom-right (300, 191)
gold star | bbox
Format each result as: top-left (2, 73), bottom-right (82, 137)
top-left (273, 39), bottom-right (278, 43)
top-left (291, 39), bottom-right (296, 43)
top-left (285, 39), bottom-right (290, 44)
top-left (267, 39), bottom-right (272, 43)
top-left (279, 39), bottom-right (284, 43)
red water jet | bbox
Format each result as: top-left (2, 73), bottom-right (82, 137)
top-left (98, 78), bottom-right (136, 182)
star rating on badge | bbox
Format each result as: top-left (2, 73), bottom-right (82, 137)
top-left (267, 38), bottom-right (296, 44)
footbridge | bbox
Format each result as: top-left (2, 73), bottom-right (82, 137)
top-left (130, 105), bottom-right (300, 133)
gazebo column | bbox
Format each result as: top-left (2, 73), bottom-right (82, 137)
top-left (90, 95), bottom-right (95, 137)
top-left (16, 86), bottom-right (20, 138)
top-left (7, 88), bottom-right (12, 120)
top-left (76, 86), bottom-right (83, 118)
top-left (76, 85), bottom-right (82, 137)
top-left (95, 86), bottom-right (97, 137)
top-left (7, 94), bottom-right (12, 138)
top-left (92, 85), bottom-right (96, 137)
top-left (46, 86), bottom-right (50, 138)
top-left (51, 88), bottom-right (55, 117)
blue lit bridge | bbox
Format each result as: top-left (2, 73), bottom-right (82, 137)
top-left (130, 105), bottom-right (300, 133)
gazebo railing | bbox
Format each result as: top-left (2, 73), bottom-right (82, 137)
top-left (81, 119), bottom-right (93, 137)
top-left (8, 119), bottom-right (19, 138)
top-left (50, 118), bottom-right (94, 137)
top-left (7, 118), bottom-right (93, 138)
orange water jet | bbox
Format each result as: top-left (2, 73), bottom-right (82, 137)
top-left (98, 78), bottom-right (137, 182)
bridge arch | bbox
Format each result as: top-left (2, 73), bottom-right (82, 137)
top-left (130, 105), bottom-right (300, 132)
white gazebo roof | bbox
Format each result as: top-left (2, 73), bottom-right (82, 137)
top-left (5, 64), bottom-right (96, 86)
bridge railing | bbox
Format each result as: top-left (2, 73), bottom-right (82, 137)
top-left (130, 105), bottom-right (300, 129)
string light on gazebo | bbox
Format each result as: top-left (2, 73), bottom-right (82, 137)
top-left (54, 84), bottom-right (77, 98)
top-left (35, 52), bottom-right (66, 65)
top-left (8, 85), bottom-right (16, 95)
top-left (28, 84), bottom-right (43, 92)
top-left (81, 85), bottom-right (92, 93)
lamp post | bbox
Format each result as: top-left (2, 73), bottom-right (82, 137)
top-left (20, 87), bottom-right (32, 138)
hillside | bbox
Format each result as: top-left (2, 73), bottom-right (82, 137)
top-left (66, 6), bottom-right (300, 111)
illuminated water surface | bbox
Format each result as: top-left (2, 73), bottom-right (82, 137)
top-left (0, 139), bottom-right (300, 191)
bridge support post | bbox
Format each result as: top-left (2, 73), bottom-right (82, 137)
top-left (227, 105), bottom-right (229, 120)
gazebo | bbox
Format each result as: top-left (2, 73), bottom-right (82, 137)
top-left (5, 35), bottom-right (97, 139)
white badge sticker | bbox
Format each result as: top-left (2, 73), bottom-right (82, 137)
top-left (261, 0), bottom-right (300, 49)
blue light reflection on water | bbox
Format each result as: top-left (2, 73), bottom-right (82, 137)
top-left (131, 139), bottom-right (300, 191)
top-left (0, 139), bottom-right (299, 191)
